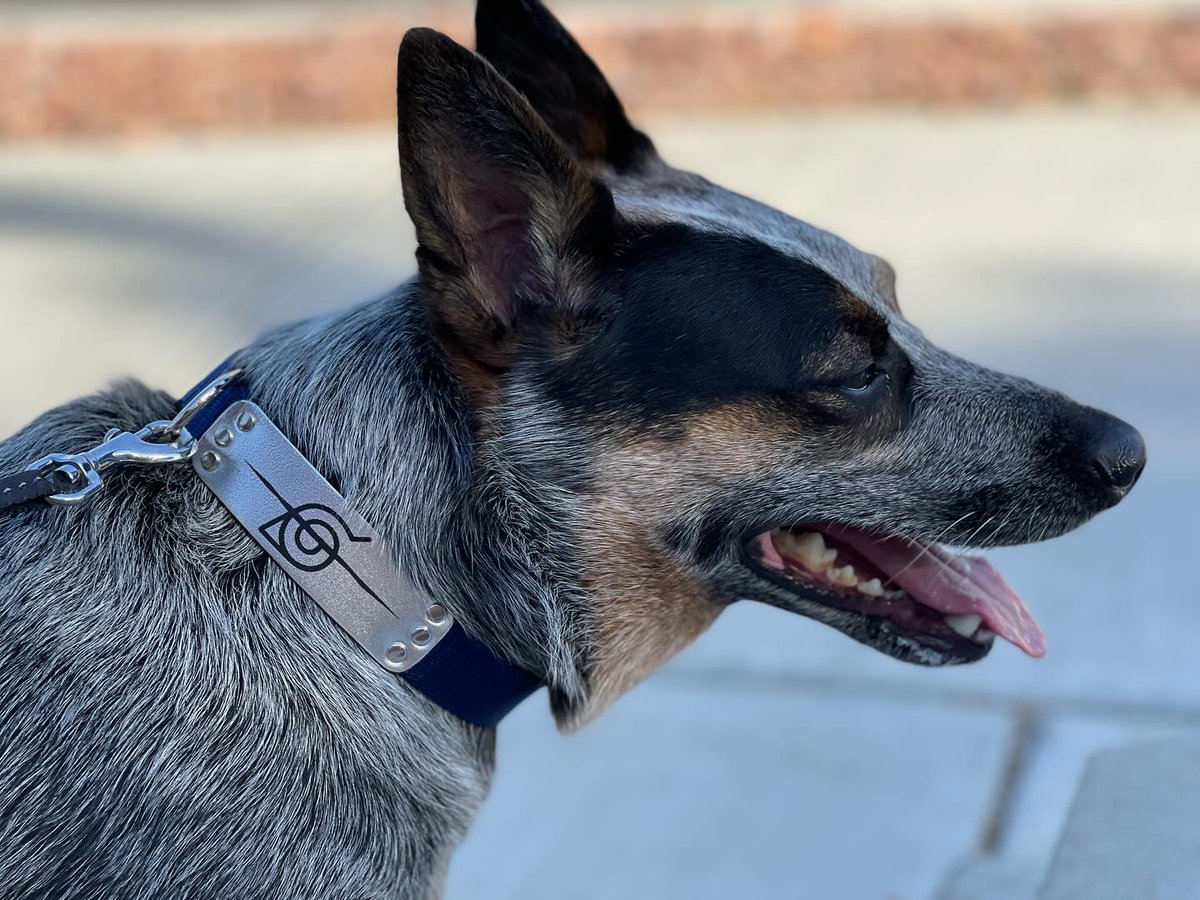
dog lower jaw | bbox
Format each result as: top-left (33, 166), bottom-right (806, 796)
top-left (738, 531), bottom-right (995, 667)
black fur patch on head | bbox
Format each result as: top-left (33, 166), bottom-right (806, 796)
top-left (540, 224), bottom-right (898, 425)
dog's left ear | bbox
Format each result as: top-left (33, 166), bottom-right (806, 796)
top-left (475, 0), bottom-right (658, 174)
top-left (398, 28), bottom-right (618, 371)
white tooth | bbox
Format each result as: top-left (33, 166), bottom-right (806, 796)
top-left (792, 532), bottom-right (834, 572)
top-left (858, 578), bottom-right (884, 597)
top-left (819, 548), bottom-right (839, 566)
top-left (775, 530), bottom-right (801, 551)
top-left (945, 614), bottom-right (982, 638)
top-left (829, 565), bottom-right (857, 587)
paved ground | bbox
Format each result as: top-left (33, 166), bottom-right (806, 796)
top-left (1, 108), bottom-right (1197, 898)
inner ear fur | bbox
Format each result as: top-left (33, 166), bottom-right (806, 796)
top-left (475, 0), bottom-right (658, 174)
top-left (397, 28), bottom-right (619, 372)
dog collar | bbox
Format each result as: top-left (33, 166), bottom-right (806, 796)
top-left (177, 357), bottom-right (542, 728)
top-left (0, 357), bottom-right (540, 728)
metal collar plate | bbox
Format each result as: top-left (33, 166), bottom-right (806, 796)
top-left (192, 401), bottom-right (452, 673)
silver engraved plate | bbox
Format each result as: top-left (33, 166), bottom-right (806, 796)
top-left (192, 401), bottom-right (452, 673)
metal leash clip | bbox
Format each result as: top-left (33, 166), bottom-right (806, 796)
top-left (27, 368), bottom-right (243, 507)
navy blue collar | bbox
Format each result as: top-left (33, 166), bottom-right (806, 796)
top-left (180, 357), bottom-right (541, 728)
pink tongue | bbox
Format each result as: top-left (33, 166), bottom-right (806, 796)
top-left (828, 526), bottom-right (1046, 657)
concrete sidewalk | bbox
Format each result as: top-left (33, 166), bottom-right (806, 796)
top-left (1, 108), bottom-right (1197, 898)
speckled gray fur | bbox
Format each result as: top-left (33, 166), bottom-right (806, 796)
top-left (0, 287), bottom-right (596, 900)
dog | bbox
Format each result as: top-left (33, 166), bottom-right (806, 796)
top-left (0, 1), bottom-right (1145, 897)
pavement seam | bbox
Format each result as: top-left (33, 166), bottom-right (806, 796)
top-left (978, 706), bottom-right (1042, 855)
top-left (658, 667), bottom-right (1200, 725)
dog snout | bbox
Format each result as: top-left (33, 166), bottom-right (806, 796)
top-left (1067, 408), bottom-right (1146, 507)
top-left (1086, 414), bottom-right (1146, 499)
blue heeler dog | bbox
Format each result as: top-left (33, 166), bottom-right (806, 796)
top-left (0, 1), bottom-right (1145, 897)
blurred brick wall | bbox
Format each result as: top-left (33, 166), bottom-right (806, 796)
top-left (3, 4), bottom-right (1200, 138)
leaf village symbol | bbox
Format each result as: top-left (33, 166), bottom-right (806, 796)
top-left (248, 463), bottom-right (398, 618)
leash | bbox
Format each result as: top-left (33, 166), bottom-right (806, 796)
top-left (0, 359), bottom-right (541, 728)
top-left (0, 463), bottom-right (79, 513)
top-left (5, 368), bottom-right (242, 512)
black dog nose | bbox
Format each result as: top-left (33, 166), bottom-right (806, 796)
top-left (1087, 417), bottom-right (1146, 499)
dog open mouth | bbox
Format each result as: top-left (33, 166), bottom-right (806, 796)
top-left (744, 524), bottom-right (1046, 661)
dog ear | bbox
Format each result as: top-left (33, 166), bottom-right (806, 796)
top-left (475, 0), bottom-right (658, 173)
top-left (867, 254), bottom-right (900, 311)
top-left (397, 29), bottom-right (617, 370)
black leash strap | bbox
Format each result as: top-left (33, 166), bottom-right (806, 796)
top-left (0, 462), bottom-right (76, 515)
top-left (0, 365), bottom-right (244, 519)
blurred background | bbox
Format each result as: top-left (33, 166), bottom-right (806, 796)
top-left (2, 1), bottom-right (1198, 898)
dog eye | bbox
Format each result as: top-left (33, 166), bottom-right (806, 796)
top-left (842, 365), bottom-right (887, 393)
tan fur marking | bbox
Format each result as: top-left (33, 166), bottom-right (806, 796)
top-left (569, 499), bottom-right (721, 729)
top-left (563, 404), bottom-right (800, 728)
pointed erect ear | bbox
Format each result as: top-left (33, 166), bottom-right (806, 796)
top-left (397, 29), bottom-right (617, 367)
top-left (475, 0), bottom-right (658, 174)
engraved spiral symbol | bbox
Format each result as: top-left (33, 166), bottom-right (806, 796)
top-left (260, 501), bottom-right (367, 572)
top-left (247, 463), bottom-right (396, 618)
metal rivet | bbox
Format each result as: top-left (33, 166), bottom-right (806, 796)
top-left (213, 428), bottom-right (234, 448)
top-left (199, 451), bottom-right (221, 472)
top-left (385, 642), bottom-right (408, 665)
top-left (411, 626), bottom-right (431, 647)
top-left (236, 410), bottom-right (257, 433)
top-left (426, 604), bottom-right (447, 625)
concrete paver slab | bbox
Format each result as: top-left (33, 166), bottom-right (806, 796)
top-left (1003, 716), bottom-right (1197, 866)
top-left (447, 681), bottom-right (1012, 900)
top-left (1039, 736), bottom-right (1200, 900)
top-left (938, 855), bottom-right (1043, 900)
top-left (937, 716), bottom-right (1200, 899)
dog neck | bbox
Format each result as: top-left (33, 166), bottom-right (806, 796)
top-left (236, 280), bottom-right (592, 718)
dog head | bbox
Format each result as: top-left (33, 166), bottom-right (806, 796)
top-left (396, 1), bottom-right (1146, 727)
